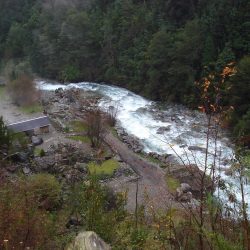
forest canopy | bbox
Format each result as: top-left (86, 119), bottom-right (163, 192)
top-left (0, 0), bottom-right (249, 140)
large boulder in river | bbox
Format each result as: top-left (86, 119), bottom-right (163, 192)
top-left (67, 231), bottom-right (110, 250)
top-left (156, 126), bottom-right (171, 134)
top-left (188, 145), bottom-right (206, 153)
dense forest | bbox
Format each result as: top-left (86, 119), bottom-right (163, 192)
top-left (0, 0), bottom-right (250, 138)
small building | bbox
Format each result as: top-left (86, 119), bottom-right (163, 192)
top-left (7, 116), bottom-right (50, 135)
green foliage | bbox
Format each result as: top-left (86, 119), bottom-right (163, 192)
top-left (224, 56), bottom-right (250, 141)
top-left (234, 110), bottom-right (250, 138)
top-left (87, 159), bottom-right (119, 177)
top-left (216, 42), bottom-right (236, 71)
top-left (34, 147), bottom-right (45, 157)
top-left (202, 35), bottom-right (216, 66)
top-left (0, 176), bottom-right (64, 249)
top-left (60, 65), bottom-right (80, 82)
top-left (5, 23), bottom-right (27, 58)
top-left (0, 0), bottom-right (248, 128)
top-left (210, 233), bottom-right (243, 250)
top-left (0, 116), bottom-right (12, 156)
top-left (130, 228), bottom-right (148, 249)
top-left (28, 174), bottom-right (61, 210)
top-left (68, 176), bottom-right (126, 242)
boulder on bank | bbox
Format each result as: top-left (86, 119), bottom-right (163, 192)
top-left (170, 164), bottom-right (213, 199)
top-left (67, 231), bottom-right (110, 250)
top-left (176, 183), bottom-right (192, 202)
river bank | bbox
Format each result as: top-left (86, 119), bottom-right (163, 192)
top-left (38, 80), bottom-right (250, 216)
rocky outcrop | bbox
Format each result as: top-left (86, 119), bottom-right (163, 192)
top-left (67, 231), bottom-right (110, 250)
top-left (41, 87), bottom-right (101, 131)
top-left (32, 143), bottom-right (91, 183)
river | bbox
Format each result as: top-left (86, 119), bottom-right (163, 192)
top-left (38, 80), bottom-right (249, 215)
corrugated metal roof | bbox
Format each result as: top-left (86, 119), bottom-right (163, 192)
top-left (7, 116), bottom-right (50, 133)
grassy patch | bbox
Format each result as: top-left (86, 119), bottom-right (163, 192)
top-left (20, 103), bottom-right (43, 114)
top-left (69, 120), bottom-right (88, 132)
top-left (166, 175), bottom-right (180, 193)
top-left (34, 147), bottom-right (45, 157)
top-left (34, 147), bottom-right (41, 157)
top-left (88, 159), bottom-right (119, 176)
top-left (68, 135), bottom-right (90, 143)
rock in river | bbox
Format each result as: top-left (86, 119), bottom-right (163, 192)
top-left (156, 125), bottom-right (171, 134)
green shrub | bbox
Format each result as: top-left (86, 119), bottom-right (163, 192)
top-left (39, 148), bottom-right (45, 157)
top-left (28, 174), bottom-right (61, 210)
top-left (34, 148), bottom-right (45, 157)
top-left (0, 178), bottom-right (63, 249)
top-left (130, 229), bottom-right (148, 249)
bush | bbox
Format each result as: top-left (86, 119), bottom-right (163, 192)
top-left (130, 229), bottom-right (148, 249)
top-left (68, 176), bottom-right (127, 243)
top-left (28, 174), bottom-right (61, 210)
top-left (39, 148), bottom-right (45, 157)
top-left (86, 109), bottom-right (106, 148)
top-left (105, 105), bottom-right (118, 127)
top-left (5, 61), bottom-right (39, 106)
top-left (8, 74), bottom-right (39, 106)
top-left (0, 177), bottom-right (63, 249)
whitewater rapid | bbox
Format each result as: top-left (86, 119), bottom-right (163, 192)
top-left (38, 80), bottom-right (249, 215)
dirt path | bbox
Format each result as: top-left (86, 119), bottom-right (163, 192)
top-left (105, 132), bottom-right (175, 212)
